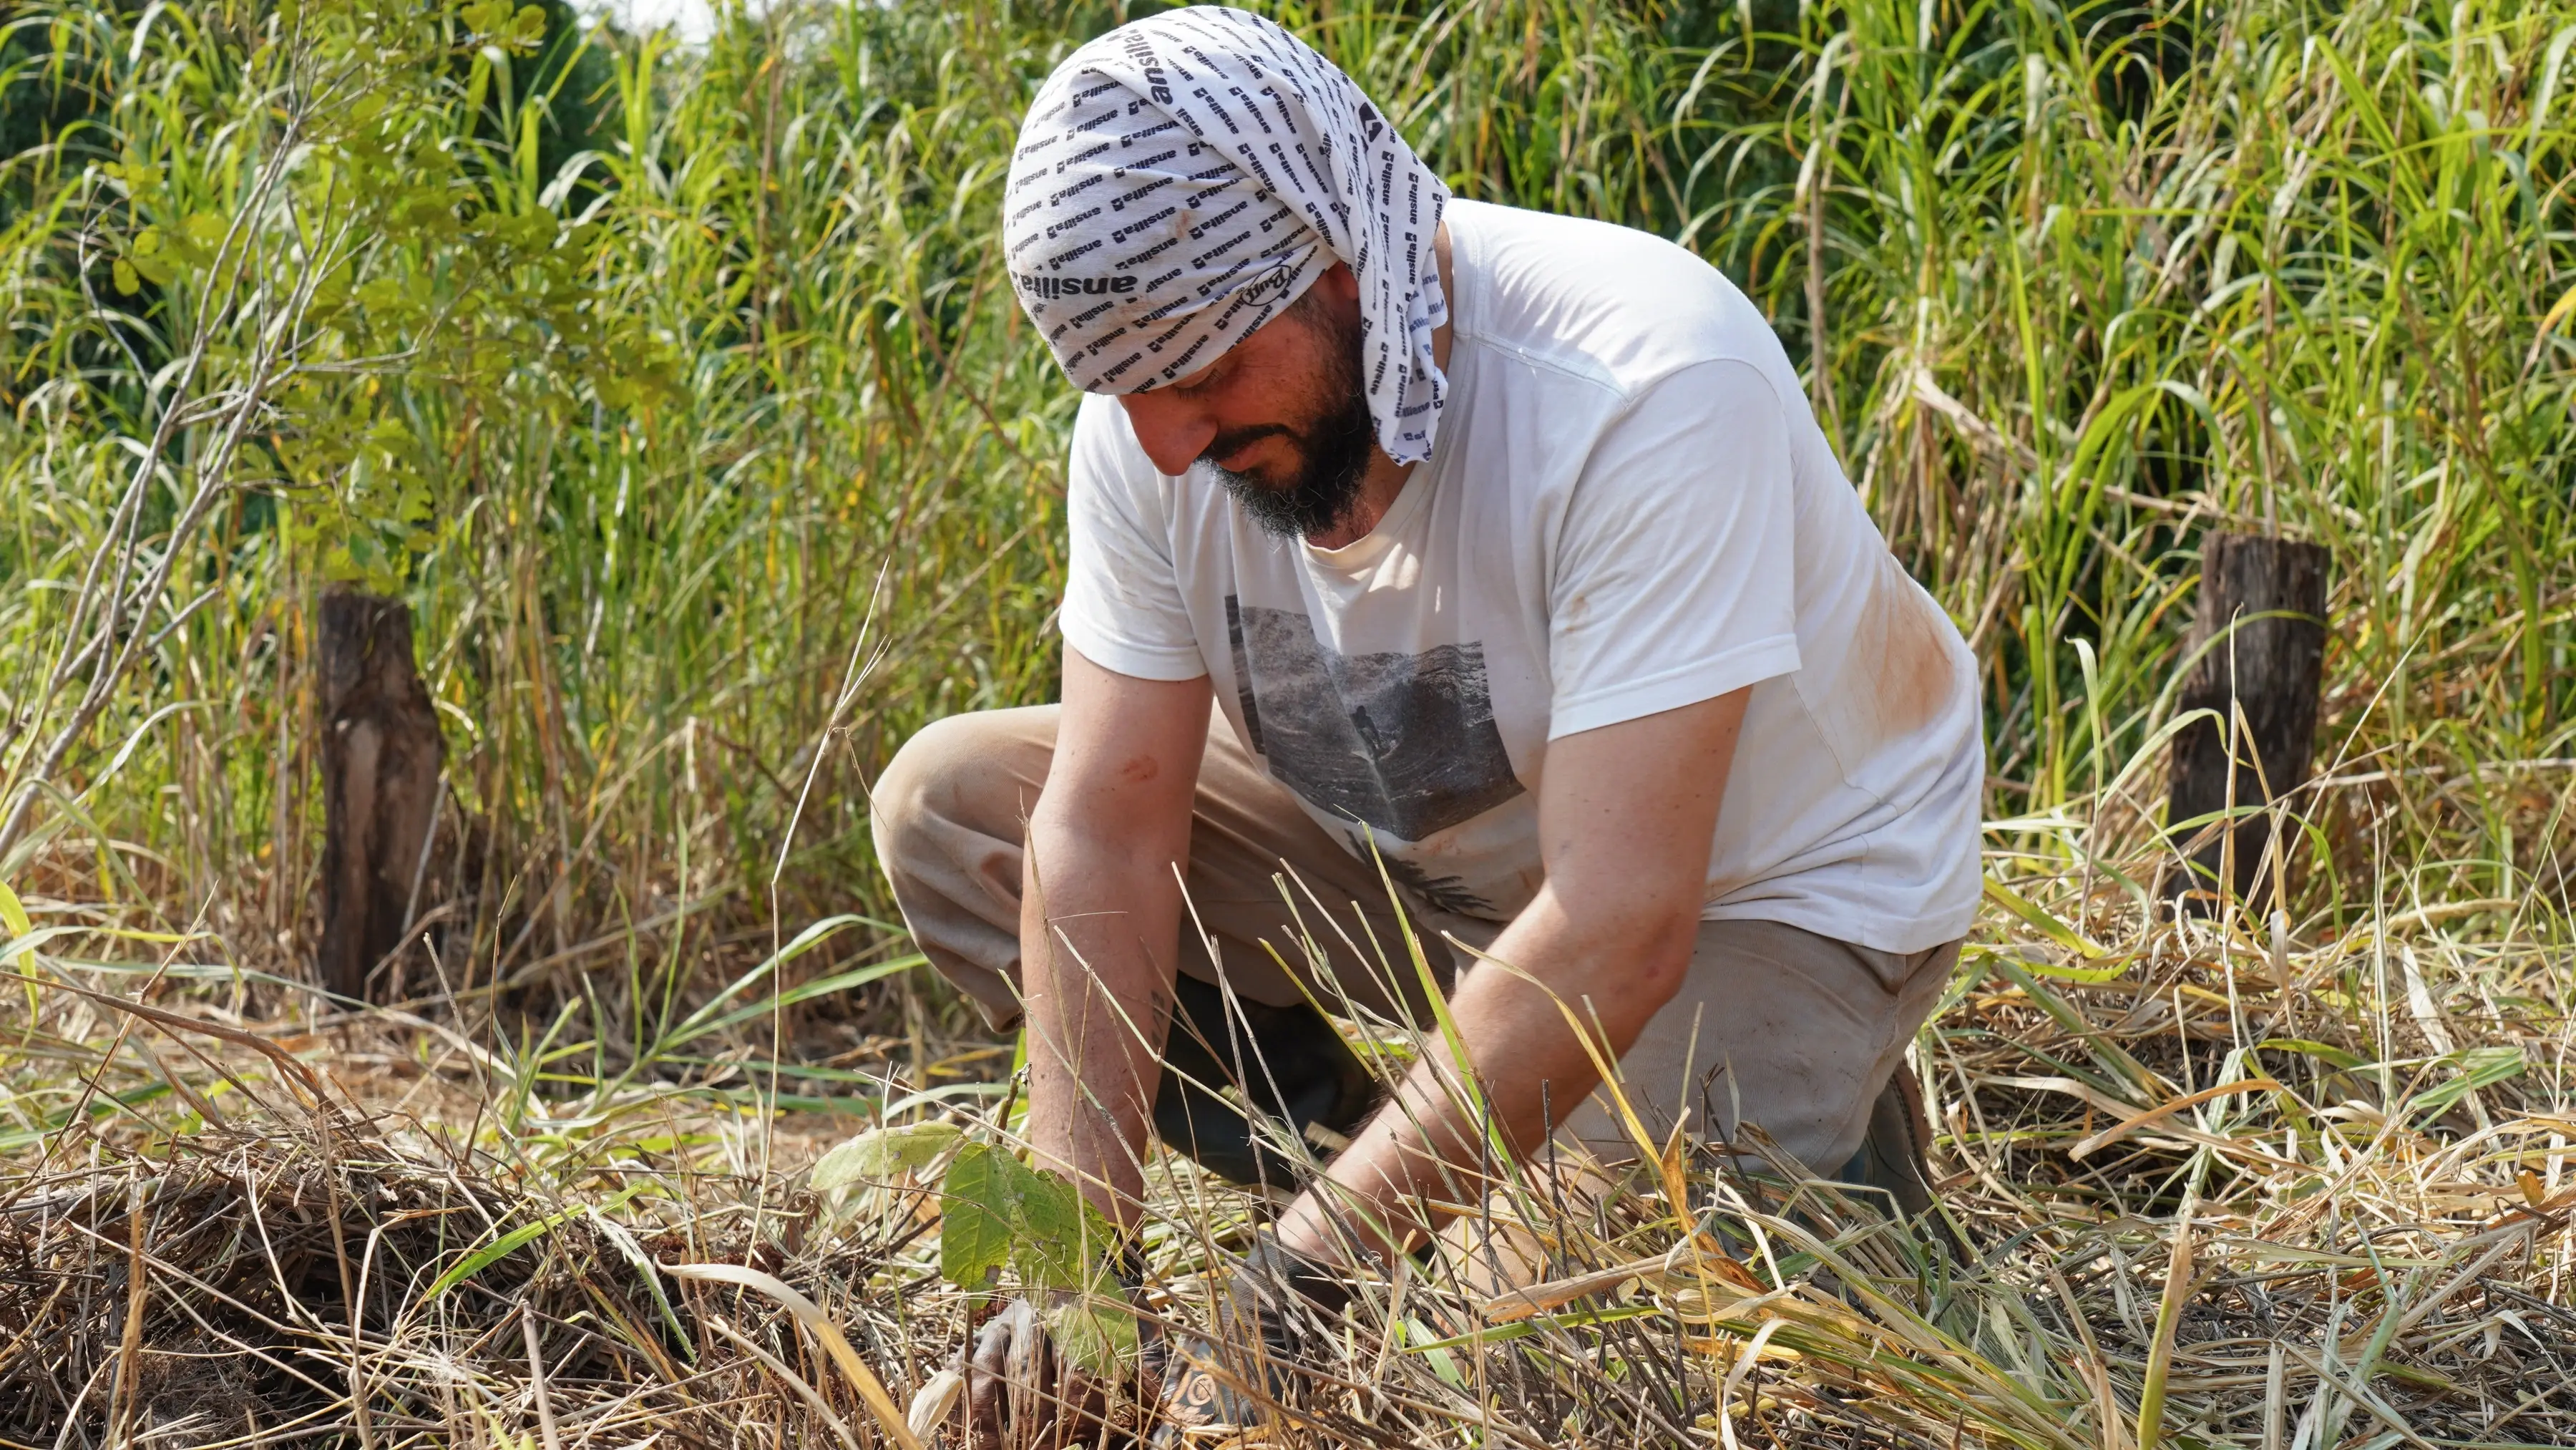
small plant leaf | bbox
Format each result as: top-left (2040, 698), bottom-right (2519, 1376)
top-left (938, 1142), bottom-right (1018, 1288)
top-left (937, 1142), bottom-right (1134, 1371)
top-left (811, 1121), bottom-right (961, 1194)
top-left (1040, 1293), bottom-right (1140, 1375)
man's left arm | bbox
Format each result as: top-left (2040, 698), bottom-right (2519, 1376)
top-left (1272, 685), bottom-right (1747, 1266)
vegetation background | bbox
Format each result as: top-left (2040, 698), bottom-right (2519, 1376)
top-left (4, 0), bottom-right (2575, 1444)
top-left (5, 0), bottom-right (2568, 1021)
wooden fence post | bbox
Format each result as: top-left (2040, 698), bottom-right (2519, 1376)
top-left (2161, 533), bottom-right (2330, 917)
top-left (317, 589), bottom-right (444, 1002)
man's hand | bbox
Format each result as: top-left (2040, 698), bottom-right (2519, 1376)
top-left (1148, 1237), bottom-right (1351, 1447)
top-left (960, 1239), bottom-right (1352, 1449)
top-left (1272, 687), bottom-right (1750, 1265)
top-left (962, 1295), bottom-right (1156, 1449)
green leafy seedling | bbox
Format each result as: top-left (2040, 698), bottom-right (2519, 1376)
top-left (940, 1142), bottom-right (1138, 1374)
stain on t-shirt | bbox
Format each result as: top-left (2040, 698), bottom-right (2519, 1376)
top-left (1797, 551), bottom-right (1961, 787)
top-left (1853, 551), bottom-right (1959, 744)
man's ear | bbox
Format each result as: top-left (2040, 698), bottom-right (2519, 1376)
top-left (1309, 262), bottom-right (1362, 309)
top-left (1285, 263), bottom-right (1366, 347)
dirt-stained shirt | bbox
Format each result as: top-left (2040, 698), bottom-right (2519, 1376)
top-left (1058, 198), bottom-right (1984, 953)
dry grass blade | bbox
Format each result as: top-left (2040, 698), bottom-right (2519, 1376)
top-left (706, 1314), bottom-right (864, 1450)
top-left (662, 1260), bottom-right (926, 1450)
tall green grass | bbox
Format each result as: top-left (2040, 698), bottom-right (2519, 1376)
top-left (0, 0), bottom-right (2568, 1029)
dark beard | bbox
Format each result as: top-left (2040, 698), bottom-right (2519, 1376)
top-left (1195, 308), bottom-right (1375, 540)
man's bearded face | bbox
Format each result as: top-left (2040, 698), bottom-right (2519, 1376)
top-left (1193, 294), bottom-right (1376, 541)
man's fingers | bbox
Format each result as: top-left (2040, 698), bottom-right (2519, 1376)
top-left (1056, 1365), bottom-right (1146, 1450)
top-left (966, 1307), bottom-right (1019, 1450)
top-left (963, 1295), bottom-right (1161, 1449)
top-left (1001, 1299), bottom-right (1053, 1446)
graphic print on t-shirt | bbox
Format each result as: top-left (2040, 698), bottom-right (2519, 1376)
top-left (1224, 598), bottom-right (1526, 889)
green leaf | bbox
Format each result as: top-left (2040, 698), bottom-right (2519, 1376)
top-left (427, 1183), bottom-right (652, 1301)
top-left (939, 1142), bottom-right (1018, 1288)
top-left (587, 1210), bottom-right (696, 1365)
top-left (2415, 1046), bottom-right (2525, 1120)
top-left (1041, 1293), bottom-right (1141, 1376)
top-left (427, 1210), bottom-right (579, 1300)
top-left (659, 915), bottom-right (895, 1046)
top-left (938, 1141), bottom-right (1127, 1301)
top-left (1402, 1302), bottom-right (1664, 1353)
top-left (1987, 955), bottom-right (2160, 1101)
top-left (1011, 1163), bottom-right (1103, 1292)
top-left (811, 1121), bottom-right (962, 1194)
top-left (112, 260), bottom-right (140, 296)
top-left (660, 953), bottom-right (924, 1050)
top-left (2258, 1038), bottom-right (2368, 1071)
top-left (127, 229), bottom-right (175, 286)
top-left (0, 925), bottom-right (103, 967)
top-left (0, 880), bottom-right (31, 940)
top-left (356, 276), bottom-right (411, 313)
top-left (1981, 879), bottom-right (2114, 965)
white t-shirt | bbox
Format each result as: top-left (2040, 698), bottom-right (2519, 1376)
top-left (1058, 200), bottom-right (1984, 954)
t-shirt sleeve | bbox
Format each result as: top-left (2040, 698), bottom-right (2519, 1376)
top-left (1546, 358), bottom-right (1802, 739)
top-left (1058, 394), bottom-right (1209, 681)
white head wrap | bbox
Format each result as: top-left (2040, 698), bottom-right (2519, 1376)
top-left (1002, 6), bottom-right (1450, 464)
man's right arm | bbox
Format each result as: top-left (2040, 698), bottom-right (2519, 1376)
top-left (1021, 645), bottom-right (1213, 1231)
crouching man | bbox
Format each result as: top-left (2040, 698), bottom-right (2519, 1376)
top-left (869, 7), bottom-right (1982, 1444)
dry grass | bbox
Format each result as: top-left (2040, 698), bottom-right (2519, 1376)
top-left (6, 854), bottom-right (2575, 1449)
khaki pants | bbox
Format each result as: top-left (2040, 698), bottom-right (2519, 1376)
top-left (869, 704), bottom-right (1957, 1174)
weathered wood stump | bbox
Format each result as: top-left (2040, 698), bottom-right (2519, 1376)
top-left (2162, 533), bottom-right (2330, 916)
top-left (317, 589), bottom-right (444, 1002)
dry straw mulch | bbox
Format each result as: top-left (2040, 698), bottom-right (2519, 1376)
top-left (6, 911), bottom-right (2576, 1449)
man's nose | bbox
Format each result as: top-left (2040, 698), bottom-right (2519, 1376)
top-left (1116, 391), bottom-right (1216, 477)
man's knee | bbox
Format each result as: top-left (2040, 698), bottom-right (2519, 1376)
top-left (870, 708), bottom-right (1053, 855)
